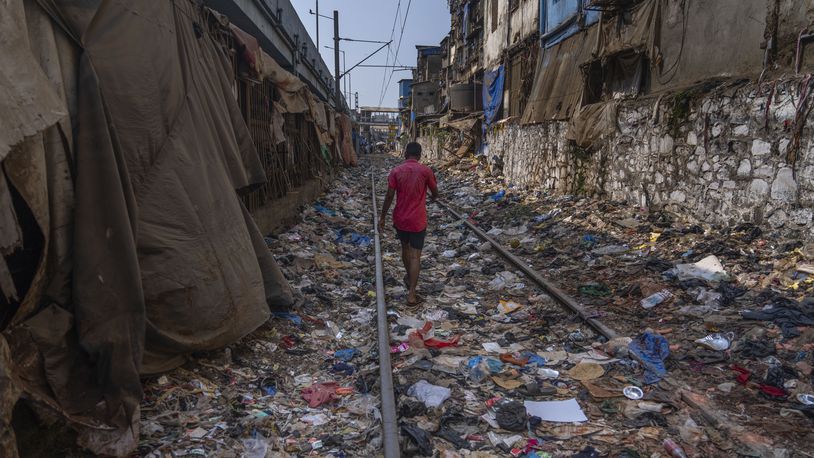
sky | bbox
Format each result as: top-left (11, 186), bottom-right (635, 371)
top-left (290, 0), bottom-right (450, 109)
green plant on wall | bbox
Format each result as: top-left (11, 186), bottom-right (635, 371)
top-left (570, 143), bottom-right (592, 195)
top-left (667, 91), bottom-right (691, 138)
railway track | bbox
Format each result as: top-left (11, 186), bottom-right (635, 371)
top-left (369, 158), bottom-right (621, 455)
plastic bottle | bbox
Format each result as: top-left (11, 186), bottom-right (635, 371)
top-left (538, 368), bottom-right (560, 379)
top-left (663, 439), bottom-right (688, 458)
top-left (469, 363), bottom-right (488, 383)
top-left (640, 290), bottom-right (673, 309)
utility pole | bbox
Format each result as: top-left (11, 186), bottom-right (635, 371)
top-left (333, 10), bottom-right (342, 112)
top-left (342, 51), bottom-right (348, 102)
top-left (315, 0), bottom-right (319, 48)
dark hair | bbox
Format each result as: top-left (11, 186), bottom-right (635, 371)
top-left (405, 142), bottom-right (422, 158)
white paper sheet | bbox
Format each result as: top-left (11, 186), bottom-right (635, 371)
top-left (524, 399), bottom-right (588, 423)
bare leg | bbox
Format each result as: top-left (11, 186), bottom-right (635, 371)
top-left (407, 246), bottom-right (421, 303)
top-left (400, 240), bottom-right (410, 280)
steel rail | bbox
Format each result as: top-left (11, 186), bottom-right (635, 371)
top-left (370, 174), bottom-right (401, 458)
top-left (435, 200), bottom-right (619, 340)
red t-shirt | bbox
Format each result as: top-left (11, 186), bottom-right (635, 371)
top-left (388, 159), bottom-right (437, 232)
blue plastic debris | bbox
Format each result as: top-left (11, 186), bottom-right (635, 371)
top-left (628, 332), bottom-right (670, 384)
top-left (314, 203), bottom-right (337, 216)
top-left (334, 348), bottom-right (360, 362)
top-left (533, 209), bottom-right (561, 223)
top-left (521, 351), bottom-right (547, 367)
top-left (485, 358), bottom-right (503, 374)
top-left (490, 190), bottom-right (506, 201)
top-left (581, 234), bottom-right (598, 249)
top-left (331, 362), bottom-right (355, 376)
top-left (271, 312), bottom-right (302, 326)
top-left (261, 385), bottom-right (277, 396)
top-left (335, 229), bottom-right (371, 247)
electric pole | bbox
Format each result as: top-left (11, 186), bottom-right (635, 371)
top-left (333, 10), bottom-right (342, 112)
top-left (315, 0), bottom-right (319, 48)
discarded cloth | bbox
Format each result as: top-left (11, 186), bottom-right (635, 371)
top-left (742, 300), bottom-right (814, 338)
top-left (301, 382), bottom-right (339, 408)
top-left (628, 332), bottom-right (670, 384)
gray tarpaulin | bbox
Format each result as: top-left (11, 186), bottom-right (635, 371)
top-left (566, 101), bottom-right (619, 147)
top-left (2, 0), bottom-right (293, 455)
top-left (522, 0), bottom-right (662, 124)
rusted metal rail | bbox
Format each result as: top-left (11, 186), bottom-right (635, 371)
top-left (436, 200), bottom-right (619, 340)
top-left (370, 173), bottom-right (401, 458)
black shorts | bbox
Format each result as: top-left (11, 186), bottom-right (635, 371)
top-left (395, 228), bottom-right (426, 250)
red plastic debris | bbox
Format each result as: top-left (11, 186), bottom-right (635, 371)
top-left (731, 364), bottom-right (752, 385)
top-left (409, 321), bottom-right (460, 348)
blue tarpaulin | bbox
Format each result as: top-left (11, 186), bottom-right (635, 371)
top-left (540, 0), bottom-right (599, 48)
top-left (462, 2), bottom-right (470, 37)
top-left (482, 65), bottom-right (505, 126)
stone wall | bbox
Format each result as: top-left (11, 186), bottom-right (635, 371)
top-left (417, 136), bottom-right (445, 162)
top-left (445, 77), bottom-right (814, 235)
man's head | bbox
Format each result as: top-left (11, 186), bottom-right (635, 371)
top-left (404, 142), bottom-right (422, 160)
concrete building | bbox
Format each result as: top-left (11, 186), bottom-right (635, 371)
top-left (410, 0), bottom-right (814, 235)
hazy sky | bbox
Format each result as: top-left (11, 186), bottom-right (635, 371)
top-left (290, 0), bottom-right (450, 108)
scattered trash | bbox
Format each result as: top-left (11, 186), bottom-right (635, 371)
top-left (301, 382), bottom-right (340, 408)
top-left (568, 362), bottom-right (605, 381)
top-left (668, 255), bottom-right (728, 282)
top-left (497, 300), bottom-right (523, 314)
top-left (494, 400), bottom-right (528, 431)
top-left (136, 157), bottom-right (812, 456)
top-left (524, 399), bottom-right (588, 423)
top-left (538, 368), bottom-right (560, 379)
top-left (623, 386), bottom-right (644, 400)
top-left (694, 332), bottom-right (734, 351)
top-left (640, 290), bottom-right (673, 309)
top-left (334, 348), bottom-right (360, 361)
top-left (408, 380), bottom-right (452, 408)
top-left (662, 438), bottom-right (689, 458)
top-left (628, 332), bottom-right (670, 384)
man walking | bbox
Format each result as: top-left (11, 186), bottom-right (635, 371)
top-left (379, 142), bottom-right (438, 306)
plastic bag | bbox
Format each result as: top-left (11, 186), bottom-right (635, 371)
top-left (408, 379), bottom-right (451, 408)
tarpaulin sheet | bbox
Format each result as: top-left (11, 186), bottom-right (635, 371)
top-left (483, 65), bottom-right (505, 126)
top-left (259, 48), bottom-right (306, 93)
top-left (306, 90), bottom-right (329, 133)
top-left (566, 101), bottom-right (618, 147)
top-left (278, 88), bottom-right (309, 114)
top-left (0, 0), bottom-right (66, 160)
top-left (524, 0), bottom-right (662, 124)
top-left (337, 114), bottom-right (357, 166)
top-left (230, 23), bottom-right (261, 76)
top-left (593, 0), bottom-right (662, 63)
top-left (521, 26), bottom-right (598, 123)
top-left (3, 0), bottom-right (293, 454)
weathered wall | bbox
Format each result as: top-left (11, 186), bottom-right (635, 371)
top-left (483, 0), bottom-right (509, 67)
top-left (651, 0), bottom-right (768, 93)
top-left (479, 77), bottom-right (814, 234)
top-left (417, 136), bottom-right (445, 162)
top-left (509, 0), bottom-right (539, 46)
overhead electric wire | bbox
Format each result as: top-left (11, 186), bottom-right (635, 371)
top-left (378, 0), bottom-right (412, 107)
top-left (376, 0), bottom-right (402, 107)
